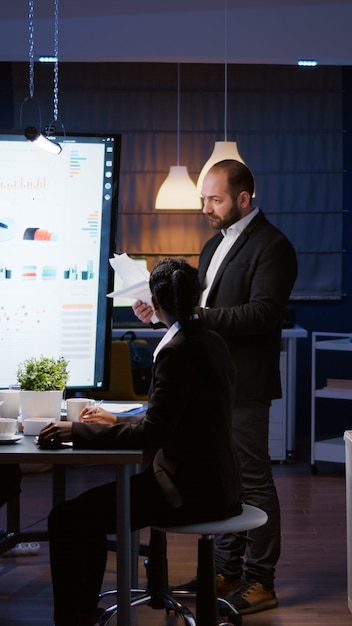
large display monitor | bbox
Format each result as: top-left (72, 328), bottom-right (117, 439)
top-left (0, 131), bottom-right (120, 391)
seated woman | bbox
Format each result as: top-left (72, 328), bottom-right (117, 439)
top-left (0, 465), bottom-right (21, 509)
top-left (38, 257), bottom-right (242, 626)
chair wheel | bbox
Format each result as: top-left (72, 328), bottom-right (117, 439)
top-left (97, 608), bottom-right (117, 625)
top-left (218, 597), bottom-right (242, 626)
top-left (220, 616), bottom-right (242, 626)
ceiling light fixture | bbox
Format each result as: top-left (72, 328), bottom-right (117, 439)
top-left (297, 59), bottom-right (318, 67)
top-left (38, 55), bottom-right (58, 63)
top-left (21, 0), bottom-right (63, 155)
top-left (196, 0), bottom-right (248, 194)
top-left (155, 63), bottom-right (202, 210)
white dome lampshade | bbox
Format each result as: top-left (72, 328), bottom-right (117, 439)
top-left (155, 165), bottom-right (202, 210)
top-left (196, 141), bottom-right (245, 194)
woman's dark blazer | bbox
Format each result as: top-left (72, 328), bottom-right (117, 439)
top-left (72, 319), bottom-right (242, 528)
top-left (196, 210), bottom-right (298, 403)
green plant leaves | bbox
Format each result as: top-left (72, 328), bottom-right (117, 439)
top-left (16, 356), bottom-right (69, 391)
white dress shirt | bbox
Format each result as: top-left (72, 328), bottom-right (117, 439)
top-left (199, 207), bottom-right (259, 307)
top-left (153, 314), bottom-right (200, 362)
top-left (153, 321), bottom-right (180, 362)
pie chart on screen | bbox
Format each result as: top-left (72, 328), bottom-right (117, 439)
top-left (23, 227), bottom-right (57, 241)
top-left (0, 217), bottom-right (16, 241)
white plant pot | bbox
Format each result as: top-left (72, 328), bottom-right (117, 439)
top-left (20, 390), bottom-right (63, 421)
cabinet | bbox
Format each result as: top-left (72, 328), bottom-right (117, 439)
top-left (268, 352), bottom-right (287, 461)
top-left (344, 430), bottom-right (352, 613)
top-left (311, 332), bottom-right (352, 471)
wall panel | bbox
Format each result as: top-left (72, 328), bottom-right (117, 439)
top-left (9, 62), bottom-right (344, 295)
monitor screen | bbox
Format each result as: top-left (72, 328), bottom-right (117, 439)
top-left (0, 130), bottom-right (120, 390)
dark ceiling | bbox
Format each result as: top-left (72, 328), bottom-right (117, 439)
top-left (0, 0), bottom-right (351, 66)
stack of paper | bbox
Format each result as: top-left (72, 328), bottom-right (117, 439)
top-left (102, 402), bottom-right (146, 416)
top-left (107, 253), bottom-right (158, 322)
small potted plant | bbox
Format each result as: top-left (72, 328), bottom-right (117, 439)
top-left (17, 355), bottom-right (69, 421)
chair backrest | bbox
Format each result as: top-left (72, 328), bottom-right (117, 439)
top-left (91, 340), bottom-right (149, 401)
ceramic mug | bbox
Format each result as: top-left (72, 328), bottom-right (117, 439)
top-left (66, 398), bottom-right (94, 422)
top-left (0, 389), bottom-right (20, 420)
top-left (0, 417), bottom-right (17, 438)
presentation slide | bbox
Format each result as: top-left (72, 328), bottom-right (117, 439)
top-left (0, 132), bottom-right (120, 389)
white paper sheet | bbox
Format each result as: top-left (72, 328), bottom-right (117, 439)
top-left (106, 253), bottom-right (158, 322)
top-left (103, 402), bottom-right (144, 414)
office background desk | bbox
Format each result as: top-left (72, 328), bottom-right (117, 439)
top-left (0, 436), bottom-right (142, 626)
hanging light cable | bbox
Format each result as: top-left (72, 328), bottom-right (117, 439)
top-left (47, 0), bottom-right (65, 142)
top-left (22, 0), bottom-right (62, 155)
top-left (155, 63), bottom-right (202, 210)
top-left (196, 0), bottom-right (247, 194)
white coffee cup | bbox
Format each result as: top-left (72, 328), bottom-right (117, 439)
top-left (0, 389), bottom-right (20, 419)
top-left (0, 417), bottom-right (17, 438)
top-left (66, 398), bottom-right (94, 422)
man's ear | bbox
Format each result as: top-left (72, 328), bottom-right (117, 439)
top-left (238, 190), bottom-right (251, 208)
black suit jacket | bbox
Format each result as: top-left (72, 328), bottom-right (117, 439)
top-left (196, 210), bottom-right (298, 402)
top-left (72, 319), bottom-right (242, 527)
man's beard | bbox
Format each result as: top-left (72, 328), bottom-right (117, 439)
top-left (207, 204), bottom-right (240, 230)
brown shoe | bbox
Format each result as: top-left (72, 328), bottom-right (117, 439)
top-left (172, 574), bottom-right (241, 596)
top-left (216, 574), bottom-right (242, 596)
top-left (226, 580), bottom-right (278, 614)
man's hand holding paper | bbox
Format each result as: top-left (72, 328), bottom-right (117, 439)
top-left (107, 253), bottom-right (158, 322)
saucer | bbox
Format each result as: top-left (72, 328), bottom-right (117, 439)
top-left (0, 435), bottom-right (23, 445)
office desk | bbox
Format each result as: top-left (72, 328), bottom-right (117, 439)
top-left (0, 435), bottom-right (142, 626)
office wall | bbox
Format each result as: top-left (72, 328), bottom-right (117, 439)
top-left (3, 61), bottom-right (352, 444)
top-left (9, 62), bottom-right (344, 297)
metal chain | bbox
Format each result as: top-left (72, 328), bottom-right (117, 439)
top-left (177, 63), bottom-right (180, 165)
top-left (28, 0), bottom-right (34, 98)
top-left (53, 0), bottom-right (59, 122)
top-left (224, 0), bottom-right (228, 142)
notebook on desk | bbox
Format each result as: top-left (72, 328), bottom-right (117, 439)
top-left (102, 402), bottom-right (146, 416)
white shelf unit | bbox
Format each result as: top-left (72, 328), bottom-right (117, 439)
top-left (311, 331), bottom-right (352, 470)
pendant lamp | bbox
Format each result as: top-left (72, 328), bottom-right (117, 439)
top-left (196, 0), bottom-right (247, 194)
top-left (196, 141), bottom-right (245, 193)
top-left (22, 0), bottom-right (63, 155)
top-left (155, 64), bottom-right (201, 210)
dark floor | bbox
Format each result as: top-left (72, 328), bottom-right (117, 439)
top-left (0, 439), bottom-right (350, 626)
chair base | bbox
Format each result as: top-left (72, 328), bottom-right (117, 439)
top-left (98, 591), bottom-right (197, 625)
top-left (98, 528), bottom-right (242, 626)
top-left (98, 591), bottom-right (240, 626)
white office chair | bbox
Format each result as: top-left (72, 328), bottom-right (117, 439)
top-left (98, 504), bottom-right (268, 626)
